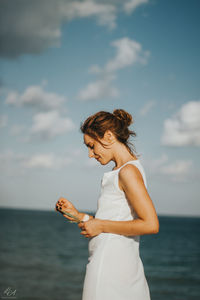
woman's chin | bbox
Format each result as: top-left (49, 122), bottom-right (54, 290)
top-left (96, 157), bottom-right (103, 164)
top-left (98, 158), bottom-right (108, 165)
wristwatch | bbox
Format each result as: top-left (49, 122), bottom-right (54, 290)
top-left (82, 214), bottom-right (90, 222)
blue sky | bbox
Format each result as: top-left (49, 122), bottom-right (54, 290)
top-left (0, 0), bottom-right (200, 216)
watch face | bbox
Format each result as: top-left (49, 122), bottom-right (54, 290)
top-left (83, 214), bottom-right (90, 222)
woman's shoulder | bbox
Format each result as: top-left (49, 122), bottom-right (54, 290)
top-left (118, 161), bottom-right (146, 187)
top-left (119, 162), bottom-right (142, 177)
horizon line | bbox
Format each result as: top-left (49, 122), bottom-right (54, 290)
top-left (0, 206), bottom-right (199, 218)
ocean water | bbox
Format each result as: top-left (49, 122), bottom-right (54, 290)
top-left (0, 208), bottom-right (199, 300)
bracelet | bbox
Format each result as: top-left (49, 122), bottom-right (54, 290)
top-left (82, 214), bottom-right (90, 222)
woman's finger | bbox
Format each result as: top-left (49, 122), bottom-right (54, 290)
top-left (63, 214), bottom-right (74, 221)
top-left (78, 222), bottom-right (85, 229)
top-left (80, 230), bottom-right (87, 235)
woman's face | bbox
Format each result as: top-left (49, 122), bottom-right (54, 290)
top-left (83, 133), bottom-right (112, 165)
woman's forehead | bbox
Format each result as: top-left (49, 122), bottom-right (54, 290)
top-left (84, 134), bottom-right (94, 144)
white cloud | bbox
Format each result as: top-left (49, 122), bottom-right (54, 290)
top-left (139, 100), bottom-right (156, 116)
top-left (30, 110), bottom-right (75, 140)
top-left (78, 74), bottom-right (119, 101)
top-left (160, 160), bottom-right (193, 182)
top-left (10, 125), bottom-right (26, 136)
top-left (5, 92), bottom-right (19, 105)
top-left (160, 160), bottom-right (192, 175)
top-left (0, 150), bottom-right (74, 176)
top-left (23, 154), bottom-right (55, 169)
top-left (64, 0), bottom-right (116, 29)
top-left (124, 0), bottom-right (149, 14)
top-left (143, 153), bottom-right (168, 174)
top-left (89, 64), bottom-right (102, 74)
top-left (150, 153), bottom-right (169, 170)
top-left (105, 38), bottom-right (149, 73)
top-left (0, 115), bottom-right (8, 128)
top-left (161, 101), bottom-right (200, 147)
top-left (0, 0), bottom-right (149, 59)
top-left (23, 153), bottom-right (73, 169)
top-left (78, 37), bottom-right (149, 101)
top-left (0, 150), bottom-right (27, 177)
top-left (84, 157), bottom-right (100, 168)
top-left (143, 153), bottom-right (194, 182)
top-left (4, 83), bottom-right (73, 141)
top-left (0, 149), bottom-right (18, 164)
top-left (5, 84), bottom-right (66, 111)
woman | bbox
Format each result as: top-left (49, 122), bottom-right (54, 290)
top-left (56, 109), bottom-right (159, 300)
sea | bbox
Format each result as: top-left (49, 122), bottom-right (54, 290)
top-left (0, 208), bottom-right (199, 300)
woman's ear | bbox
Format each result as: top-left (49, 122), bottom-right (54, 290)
top-left (104, 130), bottom-right (115, 143)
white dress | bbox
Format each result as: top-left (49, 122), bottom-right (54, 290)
top-left (82, 159), bottom-right (151, 300)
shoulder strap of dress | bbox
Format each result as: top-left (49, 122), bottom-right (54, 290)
top-left (118, 160), bottom-right (139, 170)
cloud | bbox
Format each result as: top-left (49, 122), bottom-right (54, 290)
top-left (0, 0), bottom-right (115, 59)
top-left (4, 82), bottom-right (74, 141)
top-left (0, 150), bottom-right (27, 177)
top-left (78, 37), bottom-right (149, 101)
top-left (139, 100), bottom-right (156, 116)
top-left (5, 84), bottom-right (66, 111)
top-left (143, 153), bottom-right (168, 175)
top-left (160, 160), bottom-right (192, 176)
top-left (10, 124), bottom-right (25, 136)
top-left (23, 153), bottom-right (73, 169)
top-left (30, 110), bottom-right (76, 140)
top-left (0, 115), bottom-right (8, 128)
top-left (0, 150), bottom-right (74, 177)
top-left (0, 149), bottom-right (24, 163)
top-left (105, 37), bottom-right (149, 73)
top-left (143, 153), bottom-right (194, 182)
top-left (0, 0), bottom-right (149, 59)
top-left (65, 0), bottom-right (116, 29)
top-left (124, 0), bottom-right (149, 14)
top-left (78, 74), bottom-right (119, 101)
top-left (161, 101), bottom-right (200, 147)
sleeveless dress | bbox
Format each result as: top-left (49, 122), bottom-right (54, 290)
top-left (82, 159), bottom-right (151, 300)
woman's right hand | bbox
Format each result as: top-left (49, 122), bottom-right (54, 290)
top-left (55, 197), bottom-right (80, 222)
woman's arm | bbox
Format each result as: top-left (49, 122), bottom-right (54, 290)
top-left (101, 164), bottom-right (159, 236)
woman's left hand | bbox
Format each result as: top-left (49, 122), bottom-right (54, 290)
top-left (78, 218), bottom-right (103, 238)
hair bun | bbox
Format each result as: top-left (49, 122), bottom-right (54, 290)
top-left (113, 109), bottom-right (133, 127)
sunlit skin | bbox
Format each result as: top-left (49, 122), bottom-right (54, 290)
top-left (55, 130), bottom-right (159, 238)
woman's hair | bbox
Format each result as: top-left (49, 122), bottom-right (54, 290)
top-left (80, 109), bottom-right (140, 158)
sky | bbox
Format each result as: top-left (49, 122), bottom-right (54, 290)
top-left (0, 0), bottom-right (200, 216)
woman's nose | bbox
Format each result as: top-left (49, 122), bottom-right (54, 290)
top-left (88, 148), bottom-right (94, 158)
